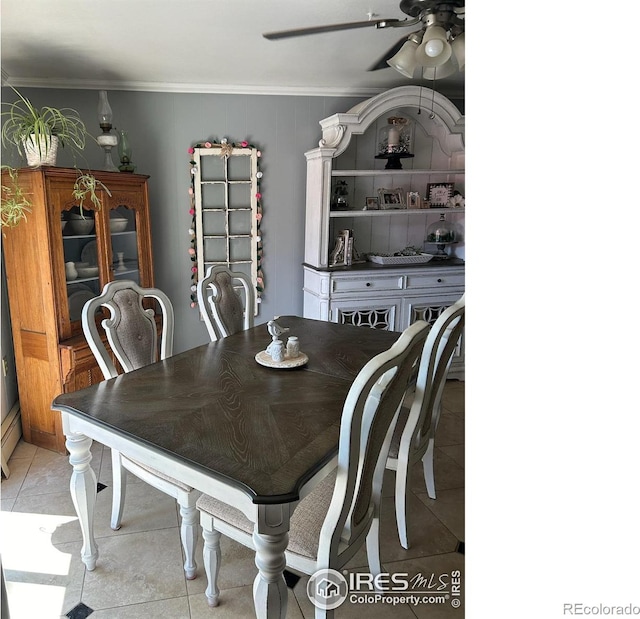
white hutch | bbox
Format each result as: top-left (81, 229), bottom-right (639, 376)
top-left (302, 86), bottom-right (465, 378)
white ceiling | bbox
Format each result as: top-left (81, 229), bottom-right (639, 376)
top-left (0, 0), bottom-right (464, 98)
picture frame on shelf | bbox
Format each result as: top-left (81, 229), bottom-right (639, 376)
top-left (364, 196), bottom-right (379, 210)
top-left (426, 182), bottom-right (455, 206)
top-left (377, 187), bottom-right (405, 209)
top-left (406, 191), bottom-right (422, 209)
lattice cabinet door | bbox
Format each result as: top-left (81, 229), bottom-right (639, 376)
top-left (191, 145), bottom-right (260, 314)
top-left (404, 297), bottom-right (464, 368)
top-left (330, 298), bottom-right (401, 330)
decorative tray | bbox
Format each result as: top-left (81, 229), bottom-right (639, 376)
top-left (255, 350), bottom-right (309, 369)
top-left (367, 253), bottom-right (435, 265)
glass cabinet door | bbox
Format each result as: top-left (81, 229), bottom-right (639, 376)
top-left (61, 204), bottom-right (102, 326)
top-left (108, 204), bottom-right (141, 285)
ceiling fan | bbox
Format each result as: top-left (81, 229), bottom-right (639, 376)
top-left (263, 0), bottom-right (465, 80)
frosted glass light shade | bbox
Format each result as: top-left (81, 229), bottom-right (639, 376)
top-left (387, 33), bottom-right (421, 78)
top-left (452, 32), bottom-right (465, 70)
top-left (422, 55), bottom-right (459, 80)
top-left (415, 25), bottom-right (451, 68)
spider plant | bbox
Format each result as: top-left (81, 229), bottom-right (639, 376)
top-left (1, 165), bottom-right (32, 229)
top-left (1, 89), bottom-right (111, 225)
top-left (1, 86), bottom-right (89, 163)
top-left (72, 172), bottom-right (112, 213)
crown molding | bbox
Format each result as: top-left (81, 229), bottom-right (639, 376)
top-left (1, 75), bottom-right (464, 99)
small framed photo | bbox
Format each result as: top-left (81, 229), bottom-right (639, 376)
top-left (364, 196), bottom-right (379, 210)
top-left (377, 187), bottom-right (405, 209)
top-left (427, 182), bottom-right (455, 206)
top-left (406, 191), bottom-right (421, 209)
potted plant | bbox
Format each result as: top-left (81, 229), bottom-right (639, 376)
top-left (1, 88), bottom-right (110, 227)
top-left (1, 87), bottom-right (89, 167)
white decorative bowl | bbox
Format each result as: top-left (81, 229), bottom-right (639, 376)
top-left (69, 218), bottom-right (95, 235)
top-left (75, 262), bottom-right (99, 278)
top-left (109, 218), bottom-right (128, 233)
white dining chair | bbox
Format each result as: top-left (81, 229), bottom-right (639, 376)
top-left (81, 280), bottom-right (199, 579)
top-left (196, 319), bottom-right (431, 613)
top-left (386, 294), bottom-right (465, 549)
top-left (196, 265), bottom-right (254, 341)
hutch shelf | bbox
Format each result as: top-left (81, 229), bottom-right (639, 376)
top-left (302, 86), bottom-right (465, 378)
top-left (1, 167), bottom-right (155, 453)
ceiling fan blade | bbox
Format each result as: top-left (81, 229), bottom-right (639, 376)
top-left (263, 19), bottom-right (401, 40)
top-left (367, 37), bottom-right (408, 71)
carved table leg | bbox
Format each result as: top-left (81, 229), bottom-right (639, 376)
top-left (202, 525), bottom-right (221, 606)
top-left (179, 502), bottom-right (198, 580)
top-left (252, 528), bottom-right (289, 619)
top-left (66, 431), bottom-right (98, 570)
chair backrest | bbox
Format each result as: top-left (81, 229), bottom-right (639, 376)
top-left (316, 319), bottom-right (431, 569)
top-left (196, 265), bottom-right (254, 340)
top-left (81, 280), bottom-right (174, 379)
top-left (400, 294), bottom-right (465, 459)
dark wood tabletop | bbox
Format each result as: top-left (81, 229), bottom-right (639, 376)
top-left (52, 316), bottom-right (400, 504)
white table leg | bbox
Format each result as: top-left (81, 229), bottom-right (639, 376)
top-left (179, 502), bottom-right (198, 579)
top-left (66, 431), bottom-right (98, 570)
top-left (252, 528), bottom-right (289, 619)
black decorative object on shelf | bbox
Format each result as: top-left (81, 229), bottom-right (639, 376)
top-left (376, 116), bottom-right (413, 169)
top-left (374, 152), bottom-right (415, 170)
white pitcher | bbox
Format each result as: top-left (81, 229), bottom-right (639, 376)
top-left (65, 261), bottom-right (78, 281)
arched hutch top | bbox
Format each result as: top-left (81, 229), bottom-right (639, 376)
top-left (317, 85), bottom-right (464, 156)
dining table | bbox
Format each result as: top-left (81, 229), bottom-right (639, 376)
top-left (52, 315), bottom-right (400, 618)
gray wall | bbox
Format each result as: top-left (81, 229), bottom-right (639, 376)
top-left (1, 87), bottom-right (463, 412)
top-left (1, 88), bottom-right (371, 356)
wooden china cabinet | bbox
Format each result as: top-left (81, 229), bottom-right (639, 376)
top-left (1, 167), bottom-right (155, 453)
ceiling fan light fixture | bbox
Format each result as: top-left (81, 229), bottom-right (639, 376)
top-left (387, 32), bottom-right (422, 78)
top-left (415, 25), bottom-right (451, 68)
top-left (451, 32), bottom-right (465, 70)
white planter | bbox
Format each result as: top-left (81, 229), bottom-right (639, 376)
top-left (23, 135), bottom-right (59, 167)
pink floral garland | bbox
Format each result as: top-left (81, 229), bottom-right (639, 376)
top-left (188, 139), bottom-right (264, 307)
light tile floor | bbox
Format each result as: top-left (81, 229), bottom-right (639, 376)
top-left (1, 380), bottom-right (464, 619)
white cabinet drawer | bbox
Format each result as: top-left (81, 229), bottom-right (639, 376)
top-left (406, 272), bottom-right (465, 290)
top-left (331, 276), bottom-right (402, 293)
